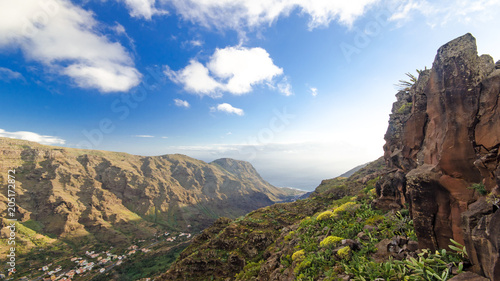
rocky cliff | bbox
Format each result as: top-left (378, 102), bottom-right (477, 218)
top-left (0, 138), bottom-right (302, 253)
top-left (376, 33), bottom-right (500, 280)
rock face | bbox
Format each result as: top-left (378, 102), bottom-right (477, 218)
top-left (377, 33), bottom-right (500, 280)
top-left (0, 137), bottom-right (302, 252)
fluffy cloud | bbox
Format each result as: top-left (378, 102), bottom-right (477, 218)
top-left (0, 67), bottom-right (25, 82)
top-left (165, 46), bottom-right (285, 97)
top-left (165, 60), bottom-right (222, 95)
top-left (163, 0), bottom-right (379, 30)
top-left (212, 103), bottom-right (244, 116)
top-left (209, 46), bottom-right (283, 94)
top-left (174, 98), bottom-right (190, 108)
top-left (310, 87), bottom-right (318, 97)
top-left (0, 0), bottom-right (141, 93)
top-left (133, 135), bottom-right (155, 138)
top-left (121, 0), bottom-right (168, 20)
top-left (0, 129), bottom-right (65, 145)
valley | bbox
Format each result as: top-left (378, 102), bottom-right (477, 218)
top-left (0, 138), bottom-right (303, 280)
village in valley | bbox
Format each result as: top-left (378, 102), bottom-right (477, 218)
top-left (6, 230), bottom-right (194, 281)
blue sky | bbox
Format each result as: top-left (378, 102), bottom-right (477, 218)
top-left (1, 0), bottom-right (500, 190)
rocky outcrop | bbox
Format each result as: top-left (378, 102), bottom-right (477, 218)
top-left (377, 33), bottom-right (500, 280)
top-left (0, 138), bottom-right (302, 253)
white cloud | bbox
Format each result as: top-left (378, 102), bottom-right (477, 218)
top-left (174, 98), bottom-right (190, 108)
top-left (165, 46), bottom-right (285, 96)
top-left (161, 0), bottom-right (500, 33)
top-left (310, 87), bottom-right (318, 97)
top-left (388, 0), bottom-right (500, 26)
top-left (0, 0), bottom-right (141, 93)
top-left (113, 23), bottom-right (127, 35)
top-left (188, 40), bottom-right (203, 47)
top-left (133, 135), bottom-right (155, 138)
top-left (112, 22), bottom-right (136, 52)
top-left (0, 67), bottom-right (24, 82)
top-left (209, 46), bottom-right (283, 94)
top-left (277, 77), bottom-right (293, 96)
top-left (121, 0), bottom-right (168, 20)
top-left (213, 103), bottom-right (244, 116)
top-left (163, 0), bottom-right (379, 30)
top-left (165, 61), bottom-right (222, 96)
top-left (0, 129), bottom-right (65, 145)
top-left (389, 0), bottom-right (424, 21)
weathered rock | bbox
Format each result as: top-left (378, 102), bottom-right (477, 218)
top-left (338, 274), bottom-right (351, 281)
top-left (462, 198), bottom-right (500, 281)
top-left (394, 235), bottom-right (408, 247)
top-left (448, 271), bottom-right (490, 281)
top-left (363, 225), bottom-right (377, 232)
top-left (373, 171), bottom-right (406, 210)
top-left (387, 241), bottom-right (401, 254)
top-left (357, 232), bottom-right (369, 241)
top-left (228, 253), bottom-right (245, 270)
top-left (377, 33), bottom-right (500, 278)
top-left (342, 239), bottom-right (361, 251)
top-left (373, 238), bottom-right (392, 262)
top-left (462, 198), bottom-right (496, 274)
top-left (406, 241), bottom-right (419, 252)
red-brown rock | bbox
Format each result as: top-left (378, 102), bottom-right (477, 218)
top-left (378, 33), bottom-right (500, 280)
top-left (448, 271), bottom-right (489, 281)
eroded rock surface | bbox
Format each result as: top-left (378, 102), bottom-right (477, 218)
top-left (376, 33), bottom-right (500, 280)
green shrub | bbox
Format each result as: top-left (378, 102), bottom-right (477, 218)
top-left (365, 214), bottom-right (384, 226)
top-left (294, 258), bottom-right (312, 274)
top-left (284, 231), bottom-right (295, 241)
top-left (398, 102), bottom-right (413, 114)
top-left (337, 246), bottom-right (351, 260)
top-left (316, 210), bottom-right (334, 221)
top-left (319, 236), bottom-right (344, 248)
top-left (235, 260), bottom-right (264, 279)
top-left (333, 202), bottom-right (356, 215)
top-left (292, 250), bottom-right (305, 261)
top-left (468, 183), bottom-right (487, 195)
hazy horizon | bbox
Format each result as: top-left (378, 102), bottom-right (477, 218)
top-left (2, 0), bottom-right (500, 190)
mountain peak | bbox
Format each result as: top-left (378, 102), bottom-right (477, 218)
top-left (212, 158), bottom-right (258, 176)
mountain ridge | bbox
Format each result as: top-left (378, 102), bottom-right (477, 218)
top-left (0, 137), bottom-right (303, 256)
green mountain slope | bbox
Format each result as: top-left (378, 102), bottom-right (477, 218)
top-left (157, 158), bottom-right (388, 280)
top-left (0, 137), bottom-right (302, 269)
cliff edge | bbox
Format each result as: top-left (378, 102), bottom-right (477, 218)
top-left (376, 33), bottom-right (500, 280)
